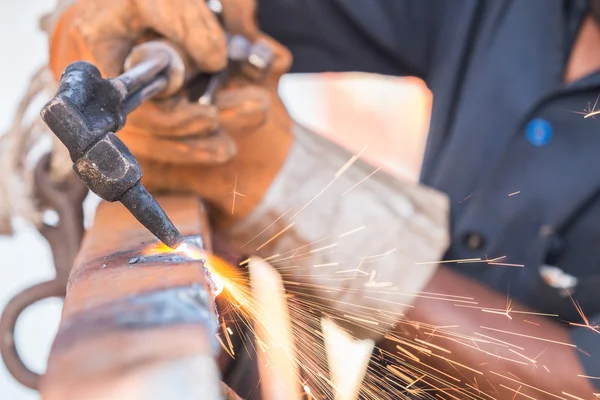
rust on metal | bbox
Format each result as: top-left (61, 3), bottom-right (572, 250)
top-left (0, 154), bottom-right (87, 390)
top-left (39, 195), bottom-right (223, 400)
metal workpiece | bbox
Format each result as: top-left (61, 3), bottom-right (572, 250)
top-left (39, 196), bottom-right (223, 400)
top-left (0, 154), bottom-right (87, 390)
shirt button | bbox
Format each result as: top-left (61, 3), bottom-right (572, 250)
top-left (463, 232), bottom-right (485, 250)
top-left (526, 118), bottom-right (553, 147)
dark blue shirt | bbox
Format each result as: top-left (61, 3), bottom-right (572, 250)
top-left (259, 0), bottom-right (600, 381)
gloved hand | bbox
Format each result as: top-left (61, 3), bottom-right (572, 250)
top-left (220, 126), bottom-right (451, 341)
top-left (49, 0), bottom-right (451, 342)
top-left (49, 0), bottom-right (294, 227)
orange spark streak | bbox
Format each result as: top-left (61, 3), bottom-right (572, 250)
top-left (454, 304), bottom-right (558, 317)
top-left (263, 253), bottom-right (283, 262)
top-left (491, 371), bottom-right (567, 399)
top-left (404, 374), bottom-right (425, 390)
top-left (461, 193), bottom-right (475, 202)
top-left (577, 374), bottom-right (600, 380)
top-left (401, 293), bottom-right (478, 304)
top-left (443, 337), bottom-right (529, 366)
top-left (512, 385), bottom-right (523, 400)
top-left (419, 361), bottom-right (462, 383)
top-left (386, 364), bottom-right (414, 382)
top-left (415, 258), bottom-right (482, 265)
top-left (582, 95), bottom-right (600, 119)
top-left (309, 244), bottom-right (338, 253)
top-left (335, 145), bottom-right (368, 178)
top-left (568, 296), bottom-right (600, 333)
top-left (267, 237), bottom-right (330, 261)
top-left (499, 384), bottom-right (537, 400)
top-left (481, 308), bottom-right (513, 320)
top-left (241, 206), bottom-right (295, 248)
top-left (343, 314), bottom-right (379, 325)
top-left (229, 174), bottom-right (245, 215)
top-left (256, 222), bottom-right (296, 251)
top-left (414, 338), bottom-right (452, 354)
top-left (466, 381), bottom-right (499, 400)
top-left (313, 262), bottom-right (339, 268)
top-left (532, 348), bottom-right (548, 362)
top-left (216, 334), bottom-right (235, 359)
top-left (437, 390), bottom-right (466, 400)
top-left (562, 392), bottom-right (585, 400)
top-left (335, 268), bottom-right (369, 275)
top-left (396, 345), bottom-right (421, 362)
top-left (385, 336), bottom-right (432, 354)
top-left (413, 291), bottom-right (474, 300)
top-left (508, 349), bottom-right (536, 364)
top-left (433, 354), bottom-right (484, 375)
top-left (341, 167), bottom-right (381, 196)
top-left (508, 191), bottom-right (521, 196)
top-left (480, 326), bottom-right (576, 347)
top-left (339, 225), bottom-right (366, 237)
top-left (289, 180), bottom-right (336, 220)
top-left (363, 281), bottom-right (393, 288)
top-left (543, 365), bottom-right (551, 373)
top-left (359, 248), bottom-right (397, 260)
top-left (524, 320), bottom-right (540, 326)
top-left (239, 257), bottom-right (251, 266)
top-left (364, 296), bottom-right (414, 309)
top-left (487, 262), bottom-right (525, 267)
top-left (222, 320), bottom-right (235, 356)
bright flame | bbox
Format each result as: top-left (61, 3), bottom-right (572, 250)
top-left (207, 267), bottom-right (225, 296)
top-left (145, 242), bottom-right (174, 255)
top-left (144, 241), bottom-right (229, 297)
top-left (176, 244), bottom-right (229, 297)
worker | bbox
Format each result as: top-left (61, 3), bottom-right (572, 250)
top-left (48, 0), bottom-right (600, 398)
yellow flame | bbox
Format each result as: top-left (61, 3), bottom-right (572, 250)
top-left (144, 241), bottom-right (230, 297)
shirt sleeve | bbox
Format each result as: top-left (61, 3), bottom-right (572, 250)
top-left (257, 0), bottom-right (450, 79)
top-left (571, 321), bottom-right (600, 389)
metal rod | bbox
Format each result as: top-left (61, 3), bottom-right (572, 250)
top-left (117, 54), bottom-right (170, 94)
top-left (198, 70), bottom-right (228, 106)
top-left (120, 182), bottom-right (185, 249)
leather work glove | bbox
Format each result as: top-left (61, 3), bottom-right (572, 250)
top-left (49, 0), bottom-right (293, 227)
top-left (49, 0), bottom-right (451, 341)
top-left (221, 125), bottom-right (451, 341)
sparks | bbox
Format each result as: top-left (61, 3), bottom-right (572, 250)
top-left (341, 167), bottom-right (381, 196)
top-left (480, 326), bottom-right (577, 347)
top-left (339, 225), bottom-right (366, 237)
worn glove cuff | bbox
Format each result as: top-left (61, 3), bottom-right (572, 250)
top-left (222, 124), bottom-right (450, 336)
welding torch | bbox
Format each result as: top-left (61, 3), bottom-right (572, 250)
top-left (40, 32), bottom-right (269, 249)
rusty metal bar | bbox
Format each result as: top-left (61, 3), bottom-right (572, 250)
top-left (0, 154), bottom-right (87, 390)
top-left (39, 195), bottom-right (223, 400)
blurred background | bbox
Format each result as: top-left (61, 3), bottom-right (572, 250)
top-left (0, 1), bottom-right (431, 398)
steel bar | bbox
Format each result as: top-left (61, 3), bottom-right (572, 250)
top-left (0, 154), bottom-right (87, 390)
top-left (39, 195), bottom-right (222, 400)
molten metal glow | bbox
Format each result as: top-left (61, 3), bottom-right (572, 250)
top-left (144, 241), bottom-right (227, 297)
top-left (177, 244), bottom-right (228, 297)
